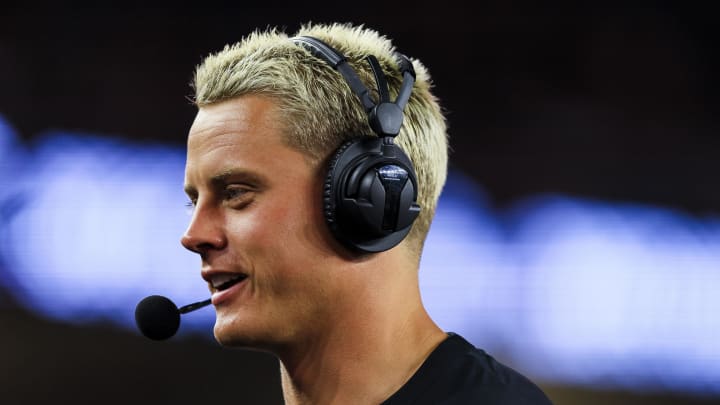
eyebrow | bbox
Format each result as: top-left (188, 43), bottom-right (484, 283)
top-left (184, 169), bottom-right (268, 196)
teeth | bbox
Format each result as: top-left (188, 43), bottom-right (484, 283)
top-left (210, 273), bottom-right (244, 288)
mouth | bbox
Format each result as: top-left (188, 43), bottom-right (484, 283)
top-left (209, 273), bottom-right (248, 293)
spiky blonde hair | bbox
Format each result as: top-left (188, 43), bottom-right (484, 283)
top-left (193, 22), bottom-right (448, 255)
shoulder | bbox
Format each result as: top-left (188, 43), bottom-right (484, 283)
top-left (434, 334), bottom-right (554, 405)
top-left (384, 333), bottom-right (554, 405)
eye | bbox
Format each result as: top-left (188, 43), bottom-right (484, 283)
top-left (223, 185), bottom-right (254, 208)
top-left (223, 185), bottom-right (247, 200)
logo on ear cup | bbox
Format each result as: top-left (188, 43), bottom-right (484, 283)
top-left (324, 137), bottom-right (420, 253)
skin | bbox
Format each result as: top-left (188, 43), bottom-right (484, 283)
top-left (182, 95), bottom-right (446, 405)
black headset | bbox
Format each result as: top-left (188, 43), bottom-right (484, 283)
top-left (290, 36), bottom-right (420, 253)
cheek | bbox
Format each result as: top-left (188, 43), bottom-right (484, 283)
top-left (238, 203), bottom-right (325, 295)
top-left (225, 195), bottom-right (318, 256)
top-left (261, 182), bottom-right (329, 246)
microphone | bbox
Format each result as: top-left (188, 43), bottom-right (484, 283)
top-left (134, 295), bottom-right (211, 340)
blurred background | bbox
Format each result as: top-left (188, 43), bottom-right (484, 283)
top-left (1, 2), bottom-right (719, 404)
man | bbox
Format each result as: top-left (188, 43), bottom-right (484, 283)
top-left (181, 22), bottom-right (553, 404)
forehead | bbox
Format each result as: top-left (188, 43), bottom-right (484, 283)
top-left (188, 95), bottom-right (282, 149)
top-left (185, 96), bottom-right (309, 185)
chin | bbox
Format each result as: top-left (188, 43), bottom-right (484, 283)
top-left (214, 319), bottom-right (249, 347)
top-left (213, 327), bottom-right (235, 346)
top-left (213, 317), bottom-right (276, 351)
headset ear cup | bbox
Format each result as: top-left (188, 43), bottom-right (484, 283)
top-left (323, 137), bottom-right (420, 253)
top-left (323, 140), bottom-right (353, 237)
top-left (353, 169), bottom-right (387, 232)
top-left (395, 177), bottom-right (421, 230)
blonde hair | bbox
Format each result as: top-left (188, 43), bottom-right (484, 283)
top-left (193, 23), bottom-right (448, 254)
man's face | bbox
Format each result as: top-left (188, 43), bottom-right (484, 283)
top-left (182, 95), bottom-right (343, 349)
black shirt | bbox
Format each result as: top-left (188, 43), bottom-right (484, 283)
top-left (382, 333), bottom-right (554, 405)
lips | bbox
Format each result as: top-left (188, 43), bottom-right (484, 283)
top-left (210, 273), bottom-right (248, 291)
top-left (202, 270), bottom-right (249, 306)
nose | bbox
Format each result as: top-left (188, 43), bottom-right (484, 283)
top-left (181, 205), bottom-right (227, 255)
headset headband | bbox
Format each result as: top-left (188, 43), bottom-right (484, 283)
top-left (290, 36), bottom-right (416, 137)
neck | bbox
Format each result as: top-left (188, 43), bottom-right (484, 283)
top-left (277, 251), bottom-right (446, 405)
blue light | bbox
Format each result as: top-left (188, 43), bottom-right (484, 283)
top-left (504, 196), bottom-right (720, 393)
top-left (0, 123), bottom-right (214, 334)
top-left (0, 115), bottom-right (718, 396)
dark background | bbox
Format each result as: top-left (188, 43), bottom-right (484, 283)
top-left (1, 2), bottom-right (718, 404)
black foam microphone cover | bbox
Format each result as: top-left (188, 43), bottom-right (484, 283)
top-left (135, 295), bottom-right (181, 341)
